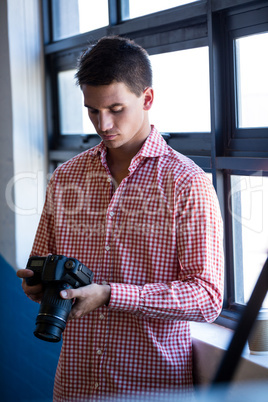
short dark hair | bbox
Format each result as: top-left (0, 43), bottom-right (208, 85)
top-left (75, 36), bottom-right (152, 96)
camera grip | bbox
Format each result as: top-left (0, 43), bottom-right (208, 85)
top-left (26, 267), bottom-right (42, 286)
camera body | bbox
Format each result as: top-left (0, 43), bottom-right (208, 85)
top-left (26, 254), bottom-right (94, 342)
top-left (26, 254), bottom-right (93, 288)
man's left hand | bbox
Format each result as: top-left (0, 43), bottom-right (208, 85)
top-left (60, 283), bottom-right (111, 320)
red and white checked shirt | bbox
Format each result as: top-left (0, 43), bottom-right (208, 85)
top-left (31, 126), bottom-right (224, 401)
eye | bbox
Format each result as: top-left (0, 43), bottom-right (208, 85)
top-left (110, 107), bottom-right (123, 114)
top-left (88, 108), bottom-right (98, 115)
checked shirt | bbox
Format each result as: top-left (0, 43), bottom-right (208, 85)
top-left (31, 126), bottom-right (224, 401)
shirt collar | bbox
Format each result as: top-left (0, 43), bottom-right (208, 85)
top-left (138, 125), bottom-right (169, 159)
top-left (91, 125), bottom-right (169, 166)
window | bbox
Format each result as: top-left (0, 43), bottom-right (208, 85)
top-left (52, 0), bottom-right (109, 40)
top-left (128, 0), bottom-right (199, 19)
top-left (230, 174), bottom-right (268, 308)
top-left (150, 47), bottom-right (210, 133)
top-left (58, 70), bottom-right (94, 135)
top-left (235, 33), bottom-right (268, 129)
top-left (42, 0), bottom-right (268, 326)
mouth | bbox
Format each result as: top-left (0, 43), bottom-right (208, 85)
top-left (101, 134), bottom-right (118, 141)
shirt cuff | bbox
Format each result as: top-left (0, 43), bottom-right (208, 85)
top-left (108, 283), bottom-right (141, 314)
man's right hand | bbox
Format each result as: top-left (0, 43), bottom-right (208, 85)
top-left (16, 269), bottom-right (43, 303)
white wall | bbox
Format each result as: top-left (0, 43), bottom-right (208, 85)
top-left (0, 0), bottom-right (47, 268)
top-left (0, 0), bottom-right (16, 267)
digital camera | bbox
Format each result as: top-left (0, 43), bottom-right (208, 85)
top-left (26, 254), bottom-right (94, 342)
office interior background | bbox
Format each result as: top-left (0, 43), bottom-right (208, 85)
top-left (0, 0), bottom-right (267, 401)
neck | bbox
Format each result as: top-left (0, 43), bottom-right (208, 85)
top-left (106, 124), bottom-right (151, 186)
top-left (107, 125), bottom-right (151, 167)
top-left (107, 144), bottom-right (141, 167)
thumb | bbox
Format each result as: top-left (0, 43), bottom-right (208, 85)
top-left (60, 288), bottom-right (80, 300)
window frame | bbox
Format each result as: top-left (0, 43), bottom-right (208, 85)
top-left (41, 0), bottom-right (268, 327)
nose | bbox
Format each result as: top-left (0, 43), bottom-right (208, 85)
top-left (98, 111), bottom-right (113, 132)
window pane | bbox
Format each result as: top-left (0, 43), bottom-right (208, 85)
top-left (235, 33), bottom-right (268, 128)
top-left (150, 47), bottom-right (211, 132)
top-left (129, 0), bottom-right (199, 19)
top-left (52, 0), bottom-right (109, 41)
top-left (231, 175), bottom-right (268, 308)
top-left (58, 70), bottom-right (95, 135)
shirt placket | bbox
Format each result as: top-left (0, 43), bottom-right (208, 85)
top-left (91, 175), bottom-right (125, 397)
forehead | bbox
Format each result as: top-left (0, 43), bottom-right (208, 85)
top-left (82, 82), bottom-right (138, 108)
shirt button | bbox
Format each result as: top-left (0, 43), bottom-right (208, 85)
top-left (97, 349), bottom-right (102, 355)
top-left (105, 245), bottom-right (110, 251)
top-left (99, 313), bottom-right (105, 320)
top-left (107, 177), bottom-right (111, 182)
top-left (102, 280), bottom-right (108, 285)
top-left (109, 211), bottom-right (114, 217)
top-left (95, 382), bottom-right (99, 389)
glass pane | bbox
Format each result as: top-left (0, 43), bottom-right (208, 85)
top-left (231, 175), bottom-right (268, 308)
top-left (52, 0), bottom-right (109, 41)
top-left (206, 173), bottom-right (212, 182)
top-left (150, 47), bottom-right (210, 132)
top-left (129, 0), bottom-right (199, 19)
top-left (235, 33), bottom-right (268, 128)
top-left (58, 70), bottom-right (95, 135)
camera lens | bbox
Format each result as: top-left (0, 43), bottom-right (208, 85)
top-left (34, 284), bottom-right (72, 342)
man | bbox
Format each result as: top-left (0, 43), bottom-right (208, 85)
top-left (17, 36), bottom-right (224, 401)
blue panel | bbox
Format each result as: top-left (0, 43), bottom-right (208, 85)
top-left (0, 255), bottom-right (62, 402)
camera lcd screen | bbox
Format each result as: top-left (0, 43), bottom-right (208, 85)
top-left (30, 259), bottom-right (44, 267)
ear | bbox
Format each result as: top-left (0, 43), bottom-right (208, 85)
top-left (143, 87), bottom-right (154, 111)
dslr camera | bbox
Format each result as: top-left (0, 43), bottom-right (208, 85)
top-left (26, 254), bottom-right (94, 343)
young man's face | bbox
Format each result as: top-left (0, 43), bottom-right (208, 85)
top-left (82, 82), bottom-right (153, 153)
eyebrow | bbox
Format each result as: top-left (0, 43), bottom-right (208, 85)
top-left (84, 102), bottom-right (124, 109)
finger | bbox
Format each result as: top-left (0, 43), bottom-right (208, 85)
top-left (16, 269), bottom-right (34, 279)
top-left (22, 280), bottom-right (42, 293)
top-left (65, 296), bottom-right (83, 320)
top-left (23, 285), bottom-right (43, 303)
top-left (22, 280), bottom-right (43, 303)
top-left (68, 307), bottom-right (83, 321)
top-left (27, 292), bottom-right (43, 304)
top-left (60, 287), bottom-right (82, 300)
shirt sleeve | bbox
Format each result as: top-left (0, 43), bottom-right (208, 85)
top-left (30, 175), bottom-right (57, 257)
top-left (108, 173), bottom-right (224, 323)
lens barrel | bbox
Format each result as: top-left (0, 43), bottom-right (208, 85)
top-left (34, 284), bottom-right (72, 342)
